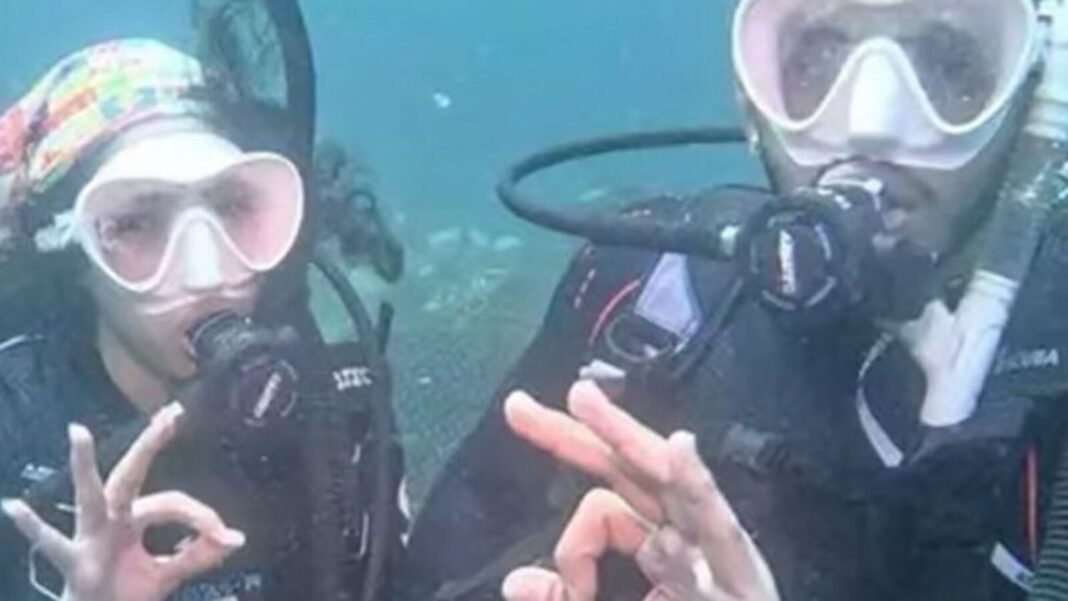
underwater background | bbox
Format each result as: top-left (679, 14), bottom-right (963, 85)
top-left (0, 0), bottom-right (760, 507)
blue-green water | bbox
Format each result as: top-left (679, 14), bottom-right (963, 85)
top-left (0, 0), bottom-right (762, 504)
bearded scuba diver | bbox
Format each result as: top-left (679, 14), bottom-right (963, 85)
top-left (0, 2), bottom-right (405, 601)
top-left (402, 0), bottom-right (1068, 599)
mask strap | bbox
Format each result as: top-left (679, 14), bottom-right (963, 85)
top-left (855, 333), bottom-right (906, 468)
top-left (28, 544), bottom-right (63, 601)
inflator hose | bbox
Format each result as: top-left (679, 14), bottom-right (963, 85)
top-left (497, 126), bottom-right (746, 259)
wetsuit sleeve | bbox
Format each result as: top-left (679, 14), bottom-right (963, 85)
top-left (0, 436), bottom-right (31, 599)
top-left (0, 379), bottom-right (56, 600)
top-left (399, 244), bottom-right (646, 601)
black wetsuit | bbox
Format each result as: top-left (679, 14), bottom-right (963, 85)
top-left (0, 291), bottom-right (408, 601)
top-left (403, 194), bottom-right (1068, 600)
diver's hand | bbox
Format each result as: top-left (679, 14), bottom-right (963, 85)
top-left (500, 382), bottom-right (778, 601)
top-left (1, 403), bottom-right (245, 601)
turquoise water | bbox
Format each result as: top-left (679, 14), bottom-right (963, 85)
top-left (0, 0), bottom-right (761, 503)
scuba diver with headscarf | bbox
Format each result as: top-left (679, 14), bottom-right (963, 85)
top-left (404, 0), bottom-right (1068, 599)
top-left (0, 11), bottom-right (739, 601)
top-left (0, 8), bottom-right (407, 600)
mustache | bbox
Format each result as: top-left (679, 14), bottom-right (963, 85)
top-left (136, 284), bottom-right (257, 316)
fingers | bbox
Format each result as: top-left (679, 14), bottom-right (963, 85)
top-left (132, 491), bottom-right (244, 544)
top-left (505, 392), bottom-right (662, 520)
top-left (157, 533), bottom-right (244, 587)
top-left (567, 381), bottom-right (670, 486)
top-left (553, 488), bottom-right (653, 601)
top-left (1, 499), bottom-right (75, 574)
top-left (661, 432), bottom-right (735, 539)
top-left (635, 526), bottom-right (714, 601)
top-left (133, 491), bottom-right (245, 586)
top-left (504, 391), bottom-right (613, 477)
top-left (502, 567), bottom-right (569, 601)
top-left (664, 432), bottom-right (765, 599)
top-left (104, 403), bottom-right (183, 519)
top-left (69, 424), bottom-right (107, 535)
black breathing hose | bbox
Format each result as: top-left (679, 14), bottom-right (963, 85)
top-left (262, 0), bottom-right (316, 170)
top-left (260, 3), bottom-right (397, 597)
top-left (497, 126), bottom-right (747, 259)
top-left (312, 249), bottom-right (395, 601)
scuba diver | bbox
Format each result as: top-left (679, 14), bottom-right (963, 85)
top-left (0, 2), bottom-right (407, 598)
top-left (313, 139), bottom-right (405, 284)
top-left (404, 0), bottom-right (1068, 599)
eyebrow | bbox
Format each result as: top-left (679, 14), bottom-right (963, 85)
top-left (124, 188), bottom-right (183, 206)
top-left (203, 178), bottom-right (256, 200)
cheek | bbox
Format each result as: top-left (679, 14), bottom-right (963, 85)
top-left (100, 293), bottom-right (178, 352)
top-left (753, 124), bottom-right (820, 191)
top-left (900, 174), bottom-right (992, 256)
top-left (87, 270), bottom-right (194, 374)
top-left (131, 312), bottom-right (196, 377)
top-left (903, 205), bottom-right (959, 254)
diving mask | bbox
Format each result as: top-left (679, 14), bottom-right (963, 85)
top-left (67, 132), bottom-right (304, 293)
top-left (733, 0), bottom-right (1041, 169)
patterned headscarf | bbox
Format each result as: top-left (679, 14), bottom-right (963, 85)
top-left (0, 38), bottom-right (212, 250)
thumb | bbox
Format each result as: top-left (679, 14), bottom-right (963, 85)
top-left (503, 567), bottom-right (570, 601)
top-left (159, 528), bottom-right (245, 585)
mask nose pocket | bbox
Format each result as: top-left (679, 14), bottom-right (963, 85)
top-left (175, 215), bottom-right (227, 290)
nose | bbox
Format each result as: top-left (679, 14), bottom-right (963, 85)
top-left (177, 218), bottom-right (226, 292)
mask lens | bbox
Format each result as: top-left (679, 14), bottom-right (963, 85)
top-left (898, 22), bottom-right (996, 125)
top-left (84, 183), bottom-right (181, 284)
top-left (207, 158), bottom-right (303, 269)
top-left (780, 24), bottom-right (854, 120)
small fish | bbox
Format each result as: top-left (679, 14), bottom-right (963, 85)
top-left (493, 236), bottom-right (523, 252)
top-left (578, 187), bottom-right (613, 204)
top-left (577, 185), bottom-right (655, 205)
top-left (427, 227), bottom-right (462, 248)
top-left (466, 229), bottom-right (490, 249)
top-left (432, 92), bottom-right (452, 110)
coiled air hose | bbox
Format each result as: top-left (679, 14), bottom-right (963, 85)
top-left (1021, 2), bottom-right (1068, 598)
top-left (1033, 434), bottom-right (1068, 600)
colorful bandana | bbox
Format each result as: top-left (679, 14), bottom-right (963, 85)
top-left (0, 39), bottom-right (211, 250)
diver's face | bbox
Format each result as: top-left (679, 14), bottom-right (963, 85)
top-left (84, 222), bottom-right (262, 383)
top-left (75, 131), bottom-right (303, 387)
top-left (753, 96), bottom-right (1026, 257)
